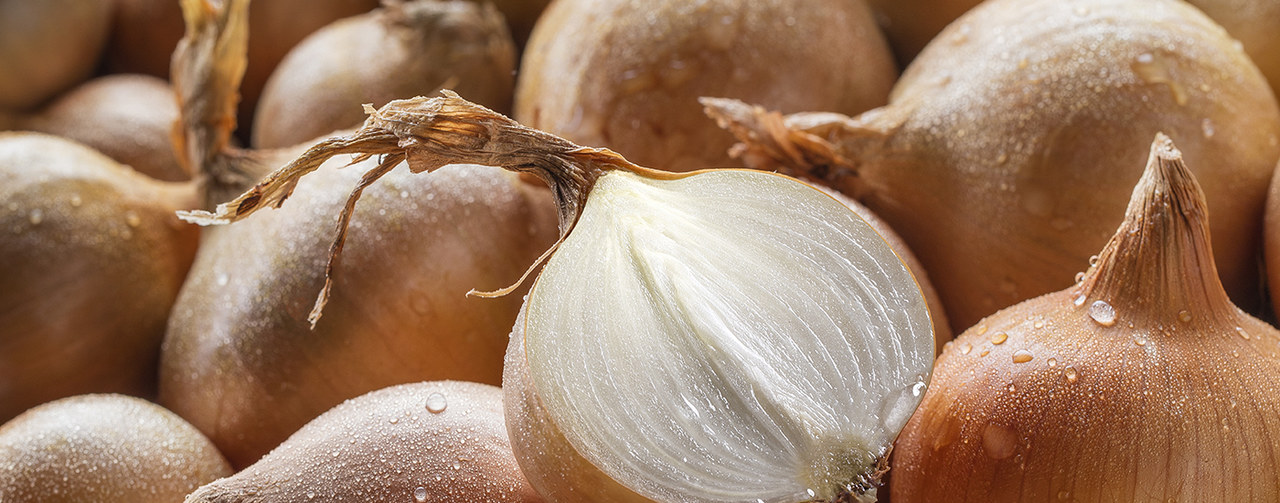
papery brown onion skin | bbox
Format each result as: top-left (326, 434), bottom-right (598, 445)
top-left (715, 0), bottom-right (1280, 334)
top-left (18, 74), bottom-right (187, 182)
top-left (891, 137), bottom-right (1280, 502)
top-left (0, 133), bottom-right (198, 422)
top-left (0, 0), bottom-right (110, 111)
top-left (185, 381), bottom-right (543, 503)
top-left (252, 0), bottom-right (516, 149)
top-left (0, 394), bottom-right (231, 503)
top-left (515, 0), bottom-right (896, 173)
top-left (160, 161), bottom-right (559, 468)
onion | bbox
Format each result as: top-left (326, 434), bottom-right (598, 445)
top-left (181, 91), bottom-right (936, 503)
top-left (706, 0), bottom-right (1280, 333)
top-left (514, 0), bottom-right (896, 173)
top-left (105, 0), bottom-right (187, 77)
top-left (1186, 0), bottom-right (1280, 96)
top-left (252, 0), bottom-right (516, 149)
top-left (0, 394), bottom-right (230, 502)
top-left (891, 134), bottom-right (1280, 501)
top-left (160, 0), bottom-right (557, 468)
top-left (9, 74), bottom-right (187, 182)
top-left (0, 132), bottom-right (198, 422)
top-left (0, 0), bottom-right (111, 110)
top-left (185, 381), bottom-right (542, 503)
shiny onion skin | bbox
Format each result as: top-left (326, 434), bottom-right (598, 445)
top-left (708, 0), bottom-right (1280, 334)
top-left (891, 135), bottom-right (1280, 502)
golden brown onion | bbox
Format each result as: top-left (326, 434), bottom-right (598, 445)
top-left (0, 133), bottom-right (198, 422)
top-left (708, 0), bottom-right (1280, 333)
top-left (252, 0), bottom-right (516, 148)
top-left (13, 74), bottom-right (187, 182)
top-left (0, 394), bottom-right (230, 503)
top-left (892, 135), bottom-right (1280, 501)
top-left (160, 0), bottom-right (558, 468)
top-left (0, 0), bottom-right (111, 110)
top-left (185, 381), bottom-right (543, 503)
top-left (515, 0), bottom-right (896, 173)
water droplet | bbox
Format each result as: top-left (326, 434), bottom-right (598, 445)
top-left (1134, 336), bottom-right (1147, 347)
top-left (1047, 357), bottom-right (1058, 368)
top-left (1236, 327), bottom-right (1250, 340)
top-left (976, 325), bottom-right (989, 336)
top-left (981, 423), bottom-right (1018, 460)
top-left (1058, 490), bottom-right (1071, 500)
top-left (1064, 366), bottom-right (1079, 383)
top-left (996, 152), bottom-right (1009, 164)
top-left (1033, 320), bottom-right (1045, 329)
top-left (961, 343), bottom-right (973, 355)
top-left (991, 332), bottom-right (1009, 345)
top-left (414, 486), bottom-right (428, 502)
top-left (216, 273), bottom-right (229, 286)
top-left (125, 211), bottom-right (142, 227)
top-left (1178, 310), bottom-right (1192, 323)
top-left (1088, 255), bottom-right (1099, 267)
top-left (1012, 350), bottom-right (1034, 363)
top-left (426, 392), bottom-right (448, 413)
top-left (1073, 294), bottom-right (1087, 306)
top-left (912, 380), bottom-right (927, 397)
top-left (389, 417), bottom-right (399, 424)
top-left (330, 450), bottom-right (340, 457)
top-left (69, 195), bottom-right (82, 207)
top-left (27, 209), bottom-right (42, 225)
top-left (1131, 52), bottom-right (1188, 105)
top-left (1089, 301), bottom-right (1116, 327)
top-left (980, 349), bottom-right (991, 357)
top-left (1201, 118), bottom-right (1215, 138)
top-left (400, 190), bottom-right (409, 199)
top-left (307, 491), bottom-right (316, 499)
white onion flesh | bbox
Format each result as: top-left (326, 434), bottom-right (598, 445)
top-left (524, 169), bottom-right (935, 502)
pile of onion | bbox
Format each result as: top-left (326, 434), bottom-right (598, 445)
top-left (182, 91), bottom-right (937, 503)
top-left (514, 0), bottom-right (897, 173)
top-left (160, 0), bottom-right (557, 468)
top-left (0, 394), bottom-right (230, 502)
top-left (185, 381), bottom-right (542, 503)
top-left (706, 0), bottom-right (1280, 333)
top-left (891, 134), bottom-right (1280, 501)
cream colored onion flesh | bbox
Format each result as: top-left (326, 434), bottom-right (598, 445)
top-left (182, 92), bottom-right (937, 502)
top-left (522, 168), bottom-right (933, 501)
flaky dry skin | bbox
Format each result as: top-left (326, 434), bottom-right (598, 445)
top-left (711, 0), bottom-right (1280, 333)
top-left (891, 137), bottom-right (1280, 501)
top-left (252, 0), bottom-right (517, 148)
top-left (0, 394), bottom-right (231, 503)
top-left (20, 74), bottom-right (187, 181)
top-left (185, 382), bottom-right (542, 503)
top-left (515, 0), bottom-right (896, 173)
top-left (0, 133), bottom-right (198, 422)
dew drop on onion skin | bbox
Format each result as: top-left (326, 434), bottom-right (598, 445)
top-left (1089, 300), bottom-right (1116, 326)
top-left (414, 486), bottom-right (428, 502)
top-left (426, 393), bottom-right (447, 414)
top-left (980, 423), bottom-right (1017, 460)
top-left (1012, 350), bottom-right (1033, 363)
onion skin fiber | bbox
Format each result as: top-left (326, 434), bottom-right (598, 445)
top-left (708, 0), bottom-right (1280, 334)
top-left (891, 135), bottom-right (1280, 502)
top-left (185, 381), bottom-right (543, 503)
